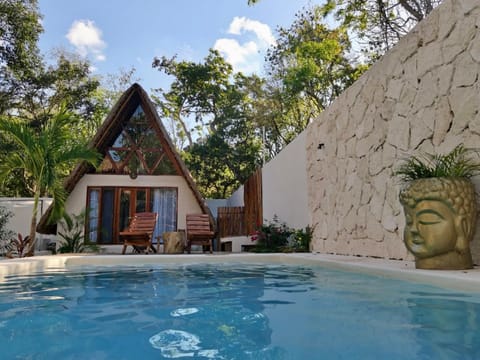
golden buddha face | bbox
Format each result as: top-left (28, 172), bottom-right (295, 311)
top-left (399, 178), bottom-right (476, 269)
top-left (403, 200), bottom-right (459, 259)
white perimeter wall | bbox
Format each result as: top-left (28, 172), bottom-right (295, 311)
top-left (262, 130), bottom-right (309, 229)
top-left (0, 198), bottom-right (53, 247)
top-left (226, 131), bottom-right (309, 231)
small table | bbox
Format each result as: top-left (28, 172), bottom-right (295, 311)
top-left (162, 231), bottom-right (186, 254)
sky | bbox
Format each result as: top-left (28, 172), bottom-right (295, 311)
top-left (37, 0), bottom-right (323, 93)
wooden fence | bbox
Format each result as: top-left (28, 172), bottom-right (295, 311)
top-left (216, 168), bottom-right (263, 239)
top-left (217, 206), bottom-right (246, 238)
top-left (243, 168), bottom-right (262, 235)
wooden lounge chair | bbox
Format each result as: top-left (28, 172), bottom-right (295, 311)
top-left (185, 214), bottom-right (214, 254)
top-left (120, 212), bottom-right (158, 254)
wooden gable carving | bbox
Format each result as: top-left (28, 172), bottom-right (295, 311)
top-left (98, 105), bottom-right (178, 176)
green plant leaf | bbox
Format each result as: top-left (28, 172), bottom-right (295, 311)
top-left (395, 145), bottom-right (480, 182)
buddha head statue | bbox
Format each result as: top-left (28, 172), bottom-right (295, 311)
top-left (399, 178), bottom-right (477, 269)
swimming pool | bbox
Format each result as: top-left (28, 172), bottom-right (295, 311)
top-left (0, 255), bottom-right (479, 359)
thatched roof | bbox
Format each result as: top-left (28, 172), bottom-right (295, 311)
top-left (37, 83), bottom-right (211, 234)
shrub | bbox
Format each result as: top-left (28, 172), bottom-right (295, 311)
top-left (395, 145), bottom-right (480, 182)
top-left (58, 211), bottom-right (99, 253)
top-left (0, 206), bottom-right (16, 256)
top-left (251, 216), bottom-right (312, 253)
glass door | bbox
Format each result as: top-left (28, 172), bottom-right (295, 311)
top-left (119, 189), bottom-right (132, 235)
top-left (99, 189), bottom-right (115, 243)
top-left (87, 187), bottom-right (178, 244)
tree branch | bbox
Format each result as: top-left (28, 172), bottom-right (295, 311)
top-left (398, 0), bottom-right (424, 21)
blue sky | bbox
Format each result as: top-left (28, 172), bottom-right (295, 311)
top-left (38, 0), bottom-right (323, 93)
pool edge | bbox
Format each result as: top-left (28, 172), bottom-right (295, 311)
top-left (1, 253), bottom-right (479, 292)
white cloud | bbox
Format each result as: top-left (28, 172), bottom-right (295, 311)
top-left (228, 17), bottom-right (276, 47)
top-left (66, 20), bottom-right (106, 61)
top-left (214, 17), bottom-right (275, 74)
top-left (214, 38), bottom-right (260, 74)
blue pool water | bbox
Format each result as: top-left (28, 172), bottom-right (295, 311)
top-left (0, 263), bottom-right (480, 359)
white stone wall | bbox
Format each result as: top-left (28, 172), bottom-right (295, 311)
top-left (306, 0), bottom-right (480, 263)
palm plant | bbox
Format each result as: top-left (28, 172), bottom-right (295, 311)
top-left (395, 145), bottom-right (480, 182)
top-left (0, 110), bottom-right (99, 256)
top-left (58, 211), bottom-right (99, 253)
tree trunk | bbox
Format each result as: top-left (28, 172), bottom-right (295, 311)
top-left (25, 192), bottom-right (39, 257)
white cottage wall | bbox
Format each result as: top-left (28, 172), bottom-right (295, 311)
top-left (63, 174), bottom-right (203, 234)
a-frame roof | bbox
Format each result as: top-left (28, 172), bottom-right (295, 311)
top-left (37, 83), bottom-right (211, 234)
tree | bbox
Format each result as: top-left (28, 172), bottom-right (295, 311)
top-left (258, 6), bottom-right (367, 157)
top-left (0, 110), bottom-right (100, 256)
top-left (0, 50), bottom-right (112, 197)
top-left (10, 51), bottom-right (103, 135)
top-left (153, 50), bottom-right (238, 147)
top-left (152, 50), bottom-right (263, 197)
top-left (0, 0), bottom-right (43, 113)
top-left (267, 6), bottom-right (366, 114)
top-left (320, 0), bottom-right (443, 59)
top-left (251, 81), bottom-right (313, 160)
top-left (98, 66), bottom-right (140, 111)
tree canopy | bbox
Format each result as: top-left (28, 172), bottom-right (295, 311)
top-left (0, 0), bottom-right (43, 113)
top-left (320, 0), bottom-right (443, 59)
top-left (0, 111), bottom-right (99, 255)
top-left (153, 50), bottom-right (263, 198)
top-left (0, 0), bottom-right (441, 203)
top-left (265, 6), bottom-right (367, 127)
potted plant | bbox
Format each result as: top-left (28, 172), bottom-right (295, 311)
top-left (396, 145), bottom-right (480, 270)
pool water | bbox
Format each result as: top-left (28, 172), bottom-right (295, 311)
top-left (1, 263), bottom-right (480, 359)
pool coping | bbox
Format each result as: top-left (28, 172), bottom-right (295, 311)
top-left (1, 253), bottom-right (479, 292)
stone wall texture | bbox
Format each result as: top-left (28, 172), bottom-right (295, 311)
top-left (306, 0), bottom-right (480, 263)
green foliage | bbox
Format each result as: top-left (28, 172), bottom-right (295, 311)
top-left (0, 0), bottom-right (43, 114)
top-left (0, 206), bottom-right (31, 257)
top-left (395, 145), bottom-right (480, 182)
top-left (58, 211), bottom-right (99, 253)
top-left (4, 233), bottom-right (31, 258)
top-left (0, 111), bottom-right (100, 254)
top-left (266, 7), bottom-right (364, 114)
top-left (250, 216), bottom-right (312, 253)
top-left (0, 52), bottom-right (105, 196)
top-left (1, 1), bottom-right (102, 128)
top-left (291, 226), bottom-right (313, 253)
top-left (0, 206), bottom-right (16, 256)
top-left (153, 50), bottom-right (263, 198)
top-left (11, 52), bottom-right (102, 134)
top-left (258, 6), bottom-right (367, 158)
top-left (320, 0), bottom-right (442, 59)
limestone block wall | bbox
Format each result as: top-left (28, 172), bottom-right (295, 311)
top-left (306, 0), bottom-right (480, 263)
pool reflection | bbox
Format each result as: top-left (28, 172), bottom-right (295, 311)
top-left (406, 293), bottom-right (480, 359)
